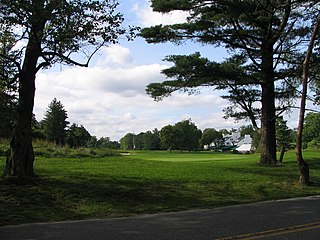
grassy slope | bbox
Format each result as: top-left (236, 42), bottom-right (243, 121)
top-left (0, 150), bottom-right (319, 226)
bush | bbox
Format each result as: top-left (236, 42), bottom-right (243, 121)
top-left (306, 139), bottom-right (320, 150)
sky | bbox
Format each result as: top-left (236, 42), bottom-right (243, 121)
top-left (32, 0), bottom-right (310, 141)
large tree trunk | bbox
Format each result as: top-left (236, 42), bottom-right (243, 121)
top-left (259, 42), bottom-right (277, 165)
top-left (4, 30), bottom-right (41, 179)
top-left (259, 82), bottom-right (277, 164)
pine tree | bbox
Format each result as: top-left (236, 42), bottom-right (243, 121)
top-left (42, 98), bottom-right (69, 145)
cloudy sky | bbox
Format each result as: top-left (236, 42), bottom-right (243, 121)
top-left (32, 0), bottom-right (306, 141)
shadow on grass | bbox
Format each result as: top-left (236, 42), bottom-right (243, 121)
top-left (0, 175), bottom-right (252, 226)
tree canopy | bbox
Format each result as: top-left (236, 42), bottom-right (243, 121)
top-left (141, 0), bottom-right (319, 164)
top-left (201, 128), bottom-right (223, 149)
top-left (1, 0), bottom-right (136, 178)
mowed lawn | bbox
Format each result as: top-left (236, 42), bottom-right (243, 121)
top-left (0, 150), bottom-right (320, 226)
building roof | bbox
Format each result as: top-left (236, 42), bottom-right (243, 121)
top-left (236, 143), bottom-right (252, 153)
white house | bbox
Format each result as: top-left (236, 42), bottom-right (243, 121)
top-left (205, 131), bottom-right (253, 153)
top-left (223, 132), bottom-right (253, 153)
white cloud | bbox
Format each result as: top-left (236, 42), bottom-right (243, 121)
top-left (132, 0), bottom-right (189, 27)
top-left (97, 45), bottom-right (133, 67)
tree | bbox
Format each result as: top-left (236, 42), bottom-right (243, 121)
top-left (175, 119), bottom-right (202, 151)
top-left (141, 0), bottom-right (318, 164)
top-left (222, 87), bottom-right (261, 132)
top-left (141, 129), bottom-right (161, 150)
top-left (302, 112), bottom-right (320, 145)
top-left (296, 14), bottom-right (320, 185)
top-left (201, 128), bottom-right (223, 149)
top-left (159, 125), bottom-right (184, 152)
top-left (87, 136), bottom-right (98, 148)
top-left (120, 133), bottom-right (135, 150)
top-left (42, 98), bottom-right (69, 145)
top-left (1, 0), bottom-right (136, 178)
top-left (66, 123), bottom-right (91, 148)
top-left (275, 117), bottom-right (291, 162)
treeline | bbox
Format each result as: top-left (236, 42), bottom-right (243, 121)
top-left (31, 98), bottom-right (120, 149)
top-left (119, 116), bottom-right (320, 152)
top-left (120, 119), bottom-right (251, 151)
top-left (1, 97), bottom-right (319, 151)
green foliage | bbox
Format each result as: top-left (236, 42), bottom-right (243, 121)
top-left (303, 112), bottom-right (320, 144)
top-left (160, 125), bottom-right (184, 151)
top-left (201, 128), bottom-right (223, 148)
top-left (275, 117), bottom-right (292, 149)
top-left (32, 139), bottom-right (119, 158)
top-left (120, 133), bottom-right (135, 150)
top-left (120, 130), bottom-right (161, 150)
top-left (66, 123), bottom-right (91, 148)
top-left (0, 31), bottom-right (17, 138)
top-left (41, 98), bottom-right (69, 145)
top-left (1, 150), bottom-right (320, 226)
top-left (0, 0), bottom-right (136, 68)
top-left (159, 119), bottom-right (202, 151)
top-left (175, 119), bottom-right (202, 151)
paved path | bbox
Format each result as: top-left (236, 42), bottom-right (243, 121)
top-left (1, 195), bottom-right (320, 240)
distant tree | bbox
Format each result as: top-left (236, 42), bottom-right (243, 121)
top-left (134, 132), bottom-right (145, 150)
top-left (1, 0), bottom-right (136, 178)
top-left (97, 137), bottom-right (111, 148)
top-left (66, 123), bottom-right (91, 148)
top-left (31, 114), bottom-right (46, 140)
top-left (201, 128), bottom-right (223, 149)
top-left (219, 129), bottom-right (230, 136)
top-left (107, 140), bottom-right (120, 150)
top-left (160, 125), bottom-right (184, 152)
top-left (42, 98), bottom-right (69, 145)
top-left (96, 137), bottom-right (120, 149)
top-left (142, 129), bottom-right (161, 150)
top-left (175, 119), bottom-right (202, 151)
top-left (87, 136), bottom-right (98, 148)
top-left (302, 112), bottom-right (320, 146)
top-left (275, 117), bottom-right (291, 162)
top-left (120, 133), bottom-right (135, 150)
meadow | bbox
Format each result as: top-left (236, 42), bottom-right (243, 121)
top-left (0, 149), bottom-right (320, 226)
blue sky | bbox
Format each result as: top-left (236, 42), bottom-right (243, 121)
top-left (33, 0), bottom-right (309, 140)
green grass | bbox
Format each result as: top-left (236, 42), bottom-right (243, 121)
top-left (0, 150), bottom-right (320, 226)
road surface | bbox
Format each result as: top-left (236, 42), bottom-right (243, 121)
top-left (1, 195), bottom-right (320, 240)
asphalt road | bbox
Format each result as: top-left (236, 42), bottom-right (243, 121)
top-left (1, 195), bottom-right (320, 240)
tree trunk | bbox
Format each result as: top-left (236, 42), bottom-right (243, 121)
top-left (4, 26), bottom-right (42, 179)
top-left (279, 146), bottom-right (285, 163)
top-left (295, 15), bottom-right (320, 185)
top-left (259, 82), bottom-right (277, 164)
top-left (4, 71), bottom-right (36, 178)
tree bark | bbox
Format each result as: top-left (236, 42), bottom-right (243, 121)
top-left (259, 41), bottom-right (277, 164)
top-left (295, 15), bottom-right (320, 185)
top-left (4, 23), bottom-right (43, 179)
top-left (259, 82), bottom-right (277, 164)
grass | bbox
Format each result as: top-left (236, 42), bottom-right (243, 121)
top-left (0, 150), bottom-right (320, 226)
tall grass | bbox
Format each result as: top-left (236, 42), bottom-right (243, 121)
top-left (0, 150), bottom-right (319, 226)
